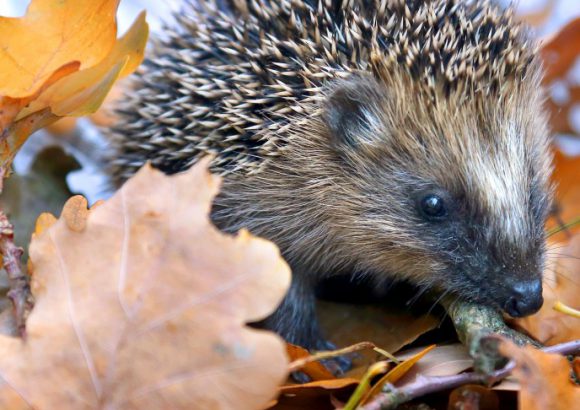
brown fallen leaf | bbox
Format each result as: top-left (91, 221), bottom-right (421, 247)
top-left (286, 343), bottom-right (336, 381)
top-left (272, 378), bottom-right (359, 410)
top-left (511, 236), bottom-right (580, 345)
top-left (541, 17), bottom-right (580, 84)
top-left (318, 300), bottom-right (438, 377)
top-left (359, 344), bottom-right (436, 405)
top-left (540, 16), bottom-right (580, 140)
top-left (0, 159), bottom-right (291, 409)
top-left (548, 150), bottom-right (580, 239)
top-left (498, 339), bottom-right (580, 410)
top-left (544, 87), bottom-right (580, 137)
top-left (447, 385), bottom-right (499, 410)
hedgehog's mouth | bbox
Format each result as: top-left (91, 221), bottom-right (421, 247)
top-left (446, 273), bottom-right (544, 318)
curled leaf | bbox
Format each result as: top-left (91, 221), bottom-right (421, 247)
top-left (0, 0), bottom-right (119, 98)
top-left (0, 0), bottom-right (148, 174)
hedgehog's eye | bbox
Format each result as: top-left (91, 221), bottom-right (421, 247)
top-left (419, 194), bottom-right (447, 220)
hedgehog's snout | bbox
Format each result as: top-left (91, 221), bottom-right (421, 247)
top-left (501, 279), bottom-right (543, 317)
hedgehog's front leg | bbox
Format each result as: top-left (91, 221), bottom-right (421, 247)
top-left (258, 269), bottom-right (352, 379)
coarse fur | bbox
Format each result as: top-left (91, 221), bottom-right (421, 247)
top-left (108, 0), bottom-right (554, 352)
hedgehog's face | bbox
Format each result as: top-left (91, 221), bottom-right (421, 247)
top-left (322, 74), bottom-right (552, 317)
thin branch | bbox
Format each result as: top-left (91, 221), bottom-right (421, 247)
top-left (0, 210), bottom-right (32, 338)
top-left (359, 339), bottom-right (580, 410)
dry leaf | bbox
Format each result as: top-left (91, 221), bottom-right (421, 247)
top-left (541, 18), bottom-right (580, 139)
top-left (360, 344), bottom-right (436, 404)
top-left (545, 87), bottom-right (580, 137)
top-left (0, 0), bottom-right (148, 172)
top-left (396, 344), bottom-right (473, 386)
top-left (17, 12), bottom-right (148, 120)
top-left (541, 17), bottom-right (580, 84)
top-left (0, 159), bottom-right (291, 409)
top-left (318, 301), bottom-right (438, 377)
top-left (33, 213), bottom-right (57, 238)
top-left (286, 343), bottom-right (336, 381)
top-left (547, 150), bottom-right (580, 239)
top-left (0, 0), bottom-right (118, 98)
top-left (447, 385), bottom-right (499, 410)
top-left (272, 378), bottom-right (359, 410)
top-left (498, 339), bottom-right (580, 410)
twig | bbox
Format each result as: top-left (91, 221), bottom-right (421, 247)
top-left (359, 339), bottom-right (580, 410)
top-left (0, 211), bottom-right (32, 338)
top-left (442, 298), bottom-right (540, 375)
top-left (443, 299), bottom-right (539, 348)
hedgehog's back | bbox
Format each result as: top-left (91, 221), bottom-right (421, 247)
top-left (108, 0), bottom-right (536, 184)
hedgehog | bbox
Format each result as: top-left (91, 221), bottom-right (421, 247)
top-left (108, 0), bottom-right (553, 366)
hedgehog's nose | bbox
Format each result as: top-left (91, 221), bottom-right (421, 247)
top-left (503, 280), bottom-right (544, 318)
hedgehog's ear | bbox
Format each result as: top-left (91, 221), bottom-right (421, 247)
top-left (322, 75), bottom-right (385, 149)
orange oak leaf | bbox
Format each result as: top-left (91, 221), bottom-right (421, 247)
top-left (0, 0), bottom-right (148, 174)
top-left (286, 343), bottom-right (337, 381)
top-left (0, 159), bottom-right (291, 409)
top-left (498, 340), bottom-right (580, 410)
top-left (0, 0), bottom-right (119, 98)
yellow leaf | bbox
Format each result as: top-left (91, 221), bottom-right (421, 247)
top-left (0, 61), bottom-right (80, 130)
top-left (0, 0), bottom-right (119, 98)
top-left (0, 108), bottom-right (58, 171)
top-left (17, 11), bottom-right (149, 119)
top-left (0, 159), bottom-right (291, 409)
top-left (0, 2), bottom-right (148, 174)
